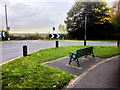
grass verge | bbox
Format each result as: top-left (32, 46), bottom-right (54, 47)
top-left (1, 46), bottom-right (119, 89)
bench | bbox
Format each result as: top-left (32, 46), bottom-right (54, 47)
top-left (69, 46), bottom-right (95, 67)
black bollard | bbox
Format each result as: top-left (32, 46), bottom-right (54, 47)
top-left (117, 40), bottom-right (120, 47)
top-left (56, 41), bottom-right (59, 48)
top-left (84, 40), bottom-right (86, 46)
top-left (23, 45), bottom-right (27, 56)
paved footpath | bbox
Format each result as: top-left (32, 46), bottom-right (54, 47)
top-left (42, 55), bottom-right (119, 88)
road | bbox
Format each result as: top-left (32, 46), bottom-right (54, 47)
top-left (68, 56), bottom-right (119, 88)
top-left (0, 40), bottom-right (117, 64)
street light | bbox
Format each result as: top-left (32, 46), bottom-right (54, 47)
top-left (84, 15), bottom-right (87, 46)
top-left (80, 11), bottom-right (87, 46)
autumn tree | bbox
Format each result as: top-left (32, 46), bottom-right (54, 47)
top-left (111, 0), bottom-right (120, 25)
top-left (65, 0), bottom-right (114, 40)
top-left (58, 24), bottom-right (66, 34)
top-left (110, 0), bottom-right (120, 40)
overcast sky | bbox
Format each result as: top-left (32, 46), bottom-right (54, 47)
top-left (0, 0), bottom-right (115, 33)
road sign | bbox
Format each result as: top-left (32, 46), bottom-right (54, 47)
top-left (53, 27), bottom-right (55, 31)
top-left (51, 34), bottom-right (54, 38)
top-left (7, 27), bottom-right (10, 31)
top-left (49, 34), bottom-right (54, 38)
top-left (49, 34), bottom-right (60, 39)
top-left (2, 32), bottom-right (6, 37)
top-left (56, 34), bottom-right (60, 38)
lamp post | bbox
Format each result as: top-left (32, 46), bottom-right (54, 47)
top-left (80, 11), bottom-right (87, 46)
top-left (84, 15), bottom-right (87, 46)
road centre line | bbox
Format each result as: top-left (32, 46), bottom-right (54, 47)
top-left (0, 47), bottom-right (21, 50)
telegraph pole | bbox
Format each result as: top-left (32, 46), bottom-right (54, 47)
top-left (5, 5), bottom-right (8, 31)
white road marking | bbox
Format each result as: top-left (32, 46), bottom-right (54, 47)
top-left (0, 47), bottom-right (21, 50)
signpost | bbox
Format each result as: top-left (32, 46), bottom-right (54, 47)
top-left (49, 27), bottom-right (60, 47)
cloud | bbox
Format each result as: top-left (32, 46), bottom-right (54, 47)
top-left (0, 0), bottom-right (74, 33)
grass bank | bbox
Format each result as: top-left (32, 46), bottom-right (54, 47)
top-left (1, 46), bottom-right (119, 89)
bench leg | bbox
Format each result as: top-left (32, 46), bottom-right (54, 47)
top-left (85, 55), bottom-right (87, 58)
top-left (92, 52), bottom-right (95, 60)
top-left (69, 58), bottom-right (72, 65)
top-left (77, 59), bottom-right (80, 67)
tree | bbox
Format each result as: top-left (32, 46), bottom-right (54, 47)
top-left (110, 0), bottom-right (120, 24)
top-left (64, 0), bottom-right (113, 40)
top-left (110, 0), bottom-right (120, 40)
top-left (34, 32), bottom-right (40, 40)
top-left (58, 24), bottom-right (66, 34)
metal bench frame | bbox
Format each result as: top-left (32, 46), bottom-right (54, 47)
top-left (69, 46), bottom-right (95, 67)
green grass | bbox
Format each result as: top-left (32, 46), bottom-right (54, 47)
top-left (1, 46), bottom-right (119, 89)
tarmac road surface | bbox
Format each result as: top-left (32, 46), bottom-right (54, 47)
top-left (68, 56), bottom-right (119, 88)
top-left (0, 40), bottom-right (117, 64)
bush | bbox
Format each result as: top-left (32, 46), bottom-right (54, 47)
top-left (9, 33), bottom-right (48, 40)
top-left (44, 34), bottom-right (49, 39)
top-left (60, 33), bottom-right (72, 40)
top-left (9, 34), bottom-right (25, 40)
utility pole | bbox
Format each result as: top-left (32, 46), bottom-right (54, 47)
top-left (5, 5), bottom-right (8, 31)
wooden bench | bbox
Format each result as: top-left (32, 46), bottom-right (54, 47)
top-left (69, 46), bottom-right (95, 67)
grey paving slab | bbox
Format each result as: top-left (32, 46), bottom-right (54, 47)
top-left (42, 56), bottom-right (104, 76)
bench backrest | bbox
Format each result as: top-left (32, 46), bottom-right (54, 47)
top-left (76, 46), bottom-right (93, 58)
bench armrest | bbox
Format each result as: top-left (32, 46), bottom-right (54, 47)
top-left (69, 52), bottom-right (77, 59)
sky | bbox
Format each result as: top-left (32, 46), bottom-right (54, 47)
top-left (0, 0), bottom-right (116, 34)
